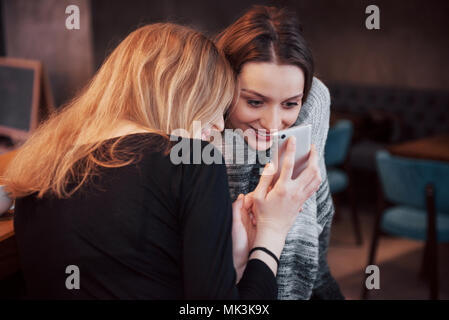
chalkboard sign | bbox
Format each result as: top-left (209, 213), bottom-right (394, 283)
top-left (0, 65), bottom-right (35, 131)
top-left (0, 58), bottom-right (54, 142)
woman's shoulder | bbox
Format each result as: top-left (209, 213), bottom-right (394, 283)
top-left (100, 133), bottom-right (228, 193)
top-left (114, 133), bottom-right (226, 174)
top-left (104, 132), bottom-right (171, 151)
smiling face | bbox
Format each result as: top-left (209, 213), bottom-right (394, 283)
top-left (226, 62), bottom-right (305, 150)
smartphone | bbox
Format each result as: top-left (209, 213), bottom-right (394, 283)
top-left (271, 124), bottom-right (312, 182)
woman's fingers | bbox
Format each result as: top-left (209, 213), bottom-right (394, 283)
top-left (302, 174), bottom-right (321, 198)
top-left (232, 194), bottom-right (244, 224)
top-left (277, 136), bottom-right (296, 185)
top-left (294, 144), bottom-right (318, 186)
top-left (243, 194), bottom-right (258, 226)
top-left (308, 144), bottom-right (318, 166)
top-left (253, 162), bottom-right (275, 199)
top-left (243, 192), bottom-right (254, 211)
top-left (250, 213), bottom-right (256, 226)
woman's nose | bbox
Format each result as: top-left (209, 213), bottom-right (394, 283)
top-left (260, 107), bottom-right (281, 131)
top-left (211, 115), bottom-right (225, 132)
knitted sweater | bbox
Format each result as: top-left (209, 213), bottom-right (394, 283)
top-left (219, 77), bottom-right (344, 300)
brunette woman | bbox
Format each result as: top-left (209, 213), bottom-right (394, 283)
top-left (216, 5), bottom-right (344, 299)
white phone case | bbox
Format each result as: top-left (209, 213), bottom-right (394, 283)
top-left (271, 124), bottom-right (312, 181)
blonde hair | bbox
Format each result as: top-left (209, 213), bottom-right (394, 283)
top-left (2, 23), bottom-right (235, 198)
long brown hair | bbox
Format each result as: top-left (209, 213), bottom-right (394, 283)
top-left (215, 5), bottom-right (314, 101)
top-left (2, 23), bottom-right (235, 199)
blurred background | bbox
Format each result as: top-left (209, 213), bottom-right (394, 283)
top-left (0, 0), bottom-right (448, 299)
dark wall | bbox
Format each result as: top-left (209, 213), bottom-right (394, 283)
top-left (0, 1), bottom-right (4, 56)
top-left (91, 0), bottom-right (449, 91)
top-left (91, 0), bottom-right (273, 69)
top-left (2, 0), bottom-right (94, 106)
top-left (291, 0), bottom-right (449, 90)
top-left (3, 0), bottom-right (448, 107)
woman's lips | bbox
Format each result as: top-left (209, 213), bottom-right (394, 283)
top-left (250, 126), bottom-right (272, 142)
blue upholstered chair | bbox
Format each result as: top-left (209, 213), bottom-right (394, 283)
top-left (325, 120), bottom-right (362, 245)
top-left (325, 120), bottom-right (352, 192)
top-left (363, 150), bottom-right (449, 299)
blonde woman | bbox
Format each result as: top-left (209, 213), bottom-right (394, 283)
top-left (1, 23), bottom-right (321, 299)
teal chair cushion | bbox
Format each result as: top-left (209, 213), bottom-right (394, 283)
top-left (325, 120), bottom-right (353, 167)
top-left (381, 205), bottom-right (449, 242)
top-left (327, 168), bottom-right (348, 194)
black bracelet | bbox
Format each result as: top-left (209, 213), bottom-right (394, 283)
top-left (248, 247), bottom-right (279, 267)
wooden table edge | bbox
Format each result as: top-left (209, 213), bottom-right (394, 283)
top-left (0, 219), bottom-right (14, 242)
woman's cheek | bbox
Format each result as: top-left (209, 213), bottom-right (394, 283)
top-left (231, 102), bottom-right (258, 127)
top-left (285, 107), bottom-right (301, 128)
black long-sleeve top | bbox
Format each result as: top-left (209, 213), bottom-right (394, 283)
top-left (14, 133), bottom-right (277, 299)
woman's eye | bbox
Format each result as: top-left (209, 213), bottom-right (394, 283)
top-left (284, 102), bottom-right (299, 109)
top-left (247, 100), bottom-right (263, 107)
